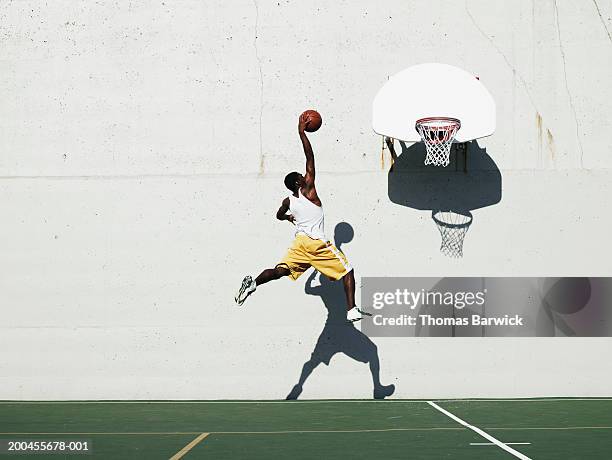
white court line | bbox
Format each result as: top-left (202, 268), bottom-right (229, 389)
top-left (1, 398), bottom-right (611, 404)
top-left (428, 401), bottom-right (532, 460)
top-left (471, 442), bottom-right (531, 446)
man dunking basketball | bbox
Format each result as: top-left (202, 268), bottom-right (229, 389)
top-left (235, 113), bottom-right (371, 323)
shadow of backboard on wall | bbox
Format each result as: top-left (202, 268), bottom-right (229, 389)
top-left (388, 140), bottom-right (502, 213)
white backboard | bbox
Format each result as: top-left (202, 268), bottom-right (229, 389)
top-left (372, 63), bottom-right (496, 143)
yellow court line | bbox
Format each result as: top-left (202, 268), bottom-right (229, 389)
top-left (169, 432), bottom-right (210, 460)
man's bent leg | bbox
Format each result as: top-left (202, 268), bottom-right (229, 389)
top-left (342, 269), bottom-right (356, 310)
top-left (343, 270), bottom-right (373, 323)
top-left (255, 265), bottom-right (290, 286)
top-left (236, 266), bottom-right (292, 306)
top-left (307, 241), bottom-right (367, 322)
top-left (236, 236), bottom-right (306, 306)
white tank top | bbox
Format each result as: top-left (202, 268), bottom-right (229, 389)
top-left (289, 189), bottom-right (326, 241)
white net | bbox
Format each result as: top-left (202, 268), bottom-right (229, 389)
top-left (432, 211), bottom-right (473, 258)
top-left (415, 117), bottom-right (461, 167)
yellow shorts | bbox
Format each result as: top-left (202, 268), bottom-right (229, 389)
top-left (276, 234), bottom-right (352, 281)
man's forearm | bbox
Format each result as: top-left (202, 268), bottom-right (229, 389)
top-left (299, 131), bottom-right (314, 159)
top-left (277, 213), bottom-right (293, 222)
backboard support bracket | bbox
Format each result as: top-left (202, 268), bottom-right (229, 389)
top-left (455, 142), bottom-right (468, 173)
top-left (384, 136), bottom-right (398, 172)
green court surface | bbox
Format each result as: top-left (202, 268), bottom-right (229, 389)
top-left (1, 399), bottom-right (611, 459)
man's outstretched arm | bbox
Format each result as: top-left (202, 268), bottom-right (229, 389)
top-left (298, 113), bottom-right (315, 187)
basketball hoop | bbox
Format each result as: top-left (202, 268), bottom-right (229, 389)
top-left (415, 117), bottom-right (461, 167)
top-left (432, 210), bottom-right (472, 258)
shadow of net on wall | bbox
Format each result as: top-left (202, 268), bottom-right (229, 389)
top-left (387, 140), bottom-right (502, 257)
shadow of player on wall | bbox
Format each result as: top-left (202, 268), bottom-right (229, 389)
top-left (286, 222), bottom-right (395, 400)
top-left (536, 277), bottom-right (595, 337)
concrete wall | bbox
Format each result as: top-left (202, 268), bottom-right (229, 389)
top-left (1, 0), bottom-right (611, 399)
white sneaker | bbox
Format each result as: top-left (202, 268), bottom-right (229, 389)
top-left (235, 275), bottom-right (256, 306)
top-left (346, 307), bottom-right (372, 323)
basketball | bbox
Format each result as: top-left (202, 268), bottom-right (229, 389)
top-left (302, 110), bottom-right (322, 132)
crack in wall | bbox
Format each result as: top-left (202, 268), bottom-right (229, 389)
top-left (253, 0), bottom-right (264, 174)
top-left (464, 0), bottom-right (540, 114)
top-left (553, 0), bottom-right (584, 168)
top-left (592, 0), bottom-right (612, 44)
